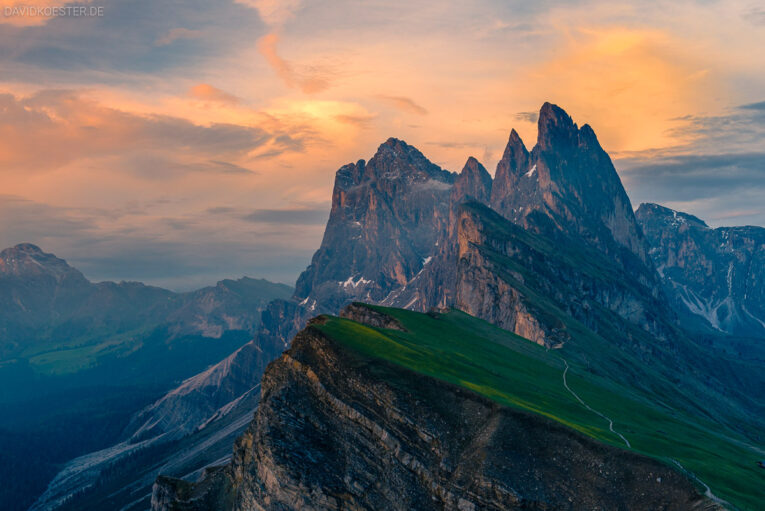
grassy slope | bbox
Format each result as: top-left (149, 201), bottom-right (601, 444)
top-left (316, 305), bottom-right (764, 510)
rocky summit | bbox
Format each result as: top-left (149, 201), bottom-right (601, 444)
top-left (294, 137), bottom-right (455, 312)
top-left (490, 103), bottom-right (651, 267)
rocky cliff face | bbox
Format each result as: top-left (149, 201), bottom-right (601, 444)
top-left (387, 103), bottom-right (661, 323)
top-left (383, 156), bottom-right (493, 311)
top-left (152, 312), bottom-right (719, 511)
top-left (453, 202), bottom-right (668, 347)
top-left (294, 137), bottom-right (454, 311)
top-left (491, 103), bottom-right (651, 269)
top-left (636, 203), bottom-right (765, 337)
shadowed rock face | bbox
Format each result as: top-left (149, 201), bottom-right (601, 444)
top-left (151, 319), bottom-right (719, 511)
top-left (637, 202), bottom-right (765, 336)
top-left (385, 105), bottom-right (668, 345)
top-left (491, 103), bottom-right (651, 268)
top-left (294, 137), bottom-right (455, 312)
top-left (453, 202), bottom-right (669, 347)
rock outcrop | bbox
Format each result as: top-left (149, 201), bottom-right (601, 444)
top-left (294, 138), bottom-right (455, 311)
top-left (152, 318), bottom-right (720, 511)
top-left (490, 103), bottom-right (651, 269)
top-left (453, 202), bottom-right (668, 347)
top-left (636, 203), bottom-right (765, 336)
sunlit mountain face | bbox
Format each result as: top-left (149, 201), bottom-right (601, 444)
top-left (1, 2), bottom-right (764, 511)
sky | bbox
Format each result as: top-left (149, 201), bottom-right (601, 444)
top-left (0, 0), bottom-right (764, 290)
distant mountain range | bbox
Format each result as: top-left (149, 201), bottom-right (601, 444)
top-left (637, 203), bottom-right (765, 338)
top-left (0, 244), bottom-right (291, 511)
top-left (18, 103), bottom-right (765, 510)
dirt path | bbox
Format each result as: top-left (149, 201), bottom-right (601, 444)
top-left (556, 356), bottom-right (731, 508)
top-left (559, 357), bottom-right (631, 448)
top-left (669, 459), bottom-right (732, 509)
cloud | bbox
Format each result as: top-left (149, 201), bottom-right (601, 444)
top-left (742, 7), bottom-right (765, 26)
top-left (376, 95), bottom-right (428, 115)
top-left (243, 208), bottom-right (329, 225)
top-left (256, 32), bottom-right (331, 93)
top-left (0, 0), bottom-right (263, 78)
top-left (155, 27), bottom-right (204, 46)
top-left (0, 194), bottom-right (323, 290)
top-left (0, 195), bottom-right (95, 245)
top-left (334, 113), bottom-right (376, 128)
top-left (0, 90), bottom-right (307, 174)
top-left (236, 0), bottom-right (302, 27)
top-left (189, 83), bottom-right (240, 104)
top-left (514, 111), bottom-right (539, 123)
top-left (512, 25), bottom-right (719, 152)
top-left (738, 100), bottom-right (765, 111)
top-left (618, 151), bottom-right (765, 226)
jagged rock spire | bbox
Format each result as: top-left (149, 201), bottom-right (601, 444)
top-left (452, 156), bottom-right (492, 205)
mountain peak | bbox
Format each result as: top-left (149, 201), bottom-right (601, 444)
top-left (366, 137), bottom-right (452, 184)
top-left (453, 157), bottom-right (492, 205)
top-left (537, 102), bottom-right (578, 150)
top-left (635, 203), bottom-right (709, 230)
top-left (489, 103), bottom-right (651, 265)
top-left (503, 129), bottom-right (529, 163)
top-left (490, 129), bottom-right (531, 215)
top-left (375, 137), bottom-right (417, 157)
top-left (0, 243), bottom-right (85, 282)
top-left (6, 242), bottom-right (43, 254)
top-left (462, 156), bottom-right (483, 174)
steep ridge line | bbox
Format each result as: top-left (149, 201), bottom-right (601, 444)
top-left (559, 357), bottom-right (631, 448)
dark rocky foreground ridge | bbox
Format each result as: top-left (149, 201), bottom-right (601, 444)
top-left (151, 307), bottom-right (722, 511)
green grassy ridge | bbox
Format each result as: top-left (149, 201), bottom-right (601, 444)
top-left (466, 202), bottom-right (764, 442)
top-left (316, 305), bottom-right (763, 510)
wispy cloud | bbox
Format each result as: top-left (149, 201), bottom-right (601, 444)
top-left (514, 111), bottom-right (539, 123)
top-left (738, 100), bottom-right (765, 111)
top-left (256, 33), bottom-right (331, 93)
top-left (236, 0), bottom-right (303, 26)
top-left (155, 27), bottom-right (204, 46)
top-left (376, 95), bottom-right (428, 115)
top-left (243, 208), bottom-right (328, 225)
top-left (189, 83), bottom-right (241, 104)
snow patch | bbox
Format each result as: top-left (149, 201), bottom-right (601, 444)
top-left (340, 275), bottom-right (373, 289)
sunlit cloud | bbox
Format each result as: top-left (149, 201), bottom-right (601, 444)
top-left (256, 33), bottom-right (331, 93)
top-left (375, 95), bottom-right (428, 116)
top-left (189, 83), bottom-right (241, 105)
top-left (236, 0), bottom-right (303, 27)
top-left (510, 25), bottom-right (719, 153)
top-left (0, 90), bottom-right (279, 173)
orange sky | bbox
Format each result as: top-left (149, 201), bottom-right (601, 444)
top-left (1, 0), bottom-right (764, 288)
